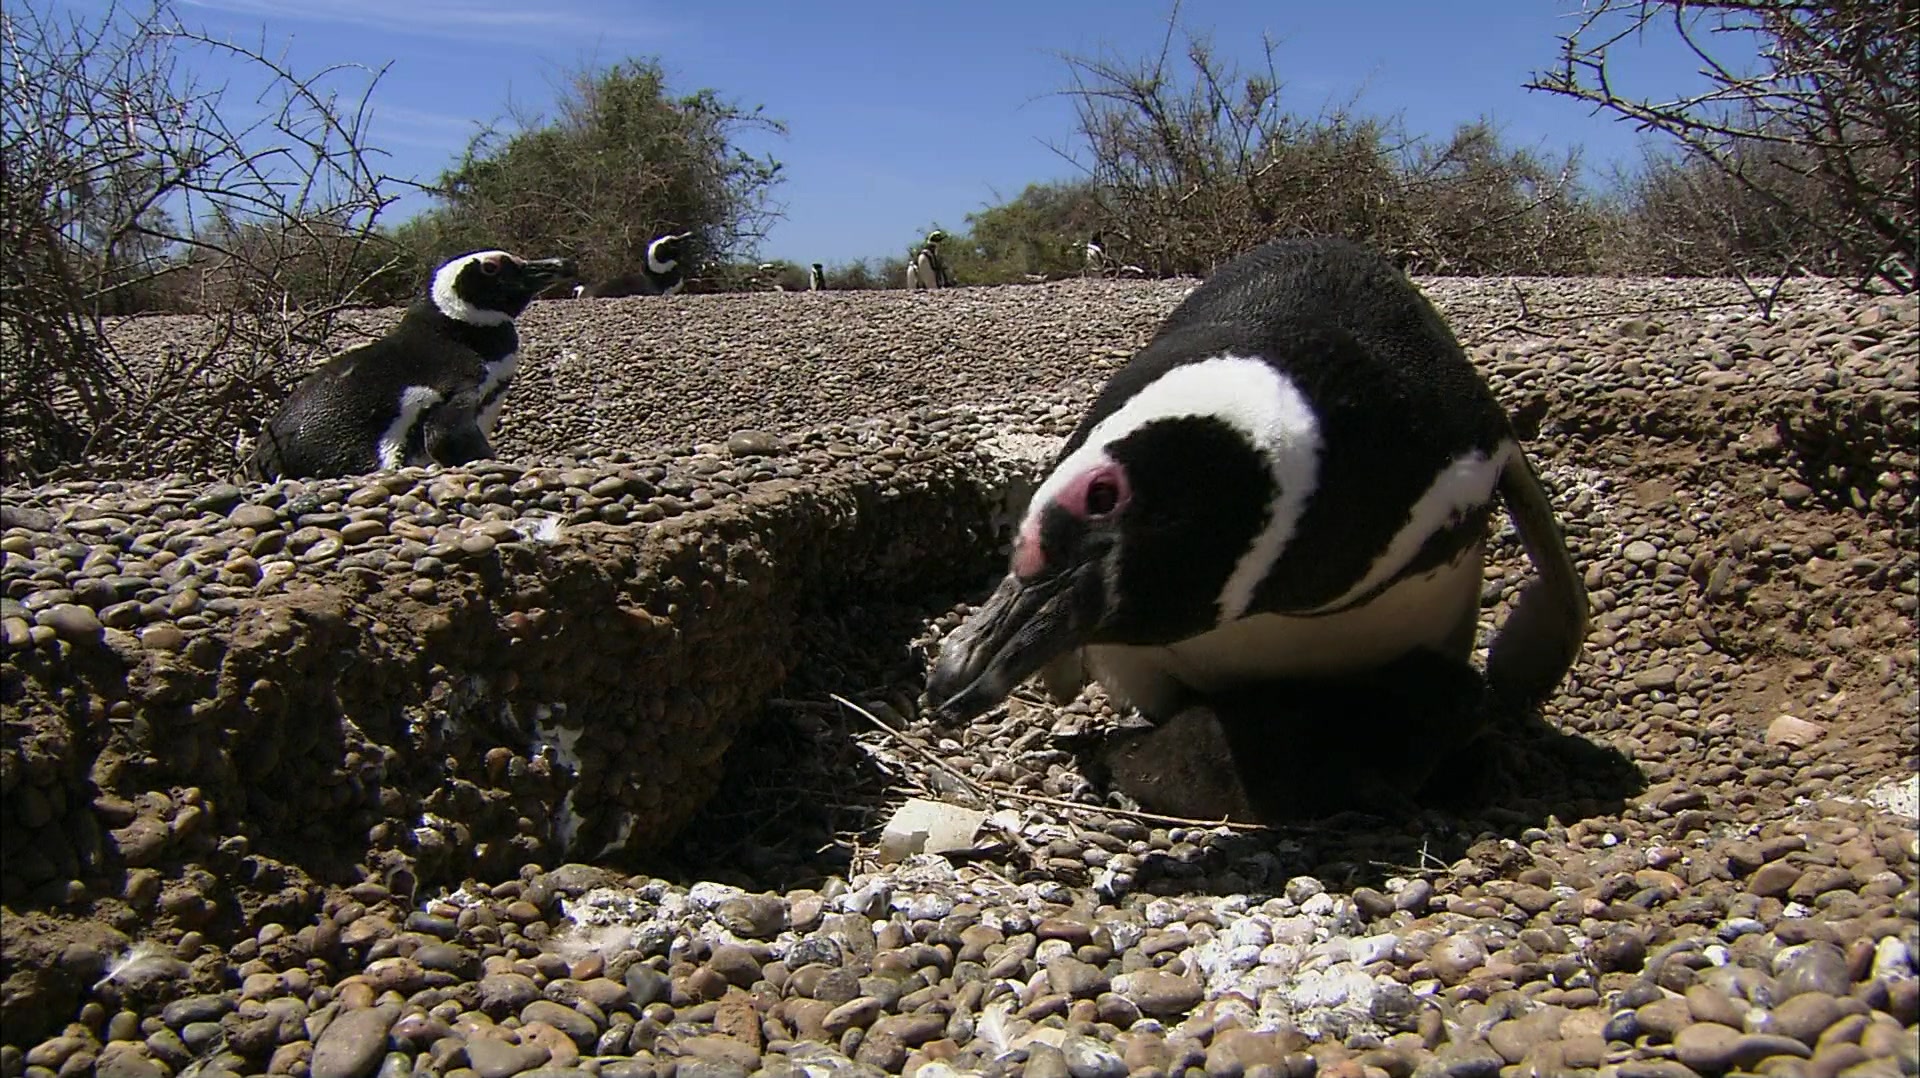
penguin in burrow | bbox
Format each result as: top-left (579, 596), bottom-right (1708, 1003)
top-left (250, 250), bottom-right (575, 481)
top-left (925, 236), bottom-right (1590, 820)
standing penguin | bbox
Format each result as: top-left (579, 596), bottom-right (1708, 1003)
top-left (250, 250), bottom-right (575, 481)
top-left (588, 232), bottom-right (695, 298)
top-left (1083, 231), bottom-right (1110, 277)
top-left (927, 236), bottom-right (1589, 819)
top-left (808, 262), bottom-right (826, 291)
top-left (909, 230), bottom-right (953, 290)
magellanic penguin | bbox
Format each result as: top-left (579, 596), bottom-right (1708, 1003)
top-left (250, 250), bottom-right (575, 481)
top-left (809, 262), bottom-right (826, 291)
top-left (1083, 231), bottom-right (1110, 277)
top-left (587, 232), bottom-right (695, 297)
top-left (926, 236), bottom-right (1590, 819)
top-left (909, 230), bottom-right (953, 290)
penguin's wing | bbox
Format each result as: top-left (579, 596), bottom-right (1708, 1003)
top-left (418, 388), bottom-right (495, 468)
top-left (1483, 446), bottom-right (1590, 708)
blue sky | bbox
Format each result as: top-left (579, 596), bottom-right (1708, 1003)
top-left (74, 0), bottom-right (1729, 265)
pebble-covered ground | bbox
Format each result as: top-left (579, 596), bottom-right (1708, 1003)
top-left (3, 276), bottom-right (1917, 1078)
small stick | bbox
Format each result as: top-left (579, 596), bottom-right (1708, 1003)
top-left (832, 693), bottom-right (990, 802)
top-left (976, 783), bottom-right (1284, 834)
top-left (827, 696), bottom-right (1305, 836)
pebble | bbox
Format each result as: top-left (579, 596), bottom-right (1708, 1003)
top-left (309, 1004), bottom-right (397, 1078)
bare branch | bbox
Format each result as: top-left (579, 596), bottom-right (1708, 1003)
top-left (1526, 0), bottom-right (1917, 291)
top-left (2, 0), bottom-right (423, 480)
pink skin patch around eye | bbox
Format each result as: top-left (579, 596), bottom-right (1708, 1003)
top-left (1011, 461), bottom-right (1129, 580)
top-left (1013, 517), bottom-right (1046, 579)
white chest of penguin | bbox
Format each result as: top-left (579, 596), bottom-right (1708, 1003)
top-left (1084, 541), bottom-right (1486, 717)
top-left (477, 352), bottom-right (519, 433)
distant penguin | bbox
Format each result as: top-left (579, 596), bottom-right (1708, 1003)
top-left (571, 283), bottom-right (586, 299)
top-left (588, 232), bottom-right (695, 297)
top-left (809, 263), bottom-right (826, 291)
top-left (250, 250), bottom-right (575, 481)
top-left (910, 230), bottom-right (953, 290)
top-left (1084, 231), bottom-right (1109, 277)
top-left (927, 236), bottom-right (1590, 819)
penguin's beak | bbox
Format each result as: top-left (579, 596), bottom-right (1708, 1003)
top-left (927, 565), bottom-right (1103, 721)
top-left (524, 257), bottom-right (577, 285)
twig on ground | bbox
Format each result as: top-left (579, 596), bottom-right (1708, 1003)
top-left (827, 691), bottom-right (1298, 835)
top-left (832, 693), bottom-right (990, 802)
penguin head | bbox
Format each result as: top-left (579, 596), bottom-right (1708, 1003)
top-left (431, 251), bottom-right (576, 325)
top-left (927, 352), bottom-right (1324, 721)
top-left (646, 232), bottom-right (695, 274)
top-left (925, 230), bottom-right (948, 247)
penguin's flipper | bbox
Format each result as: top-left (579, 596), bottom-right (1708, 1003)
top-left (1485, 446), bottom-right (1590, 709)
top-left (419, 390), bottom-right (495, 468)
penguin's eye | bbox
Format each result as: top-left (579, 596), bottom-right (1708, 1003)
top-left (479, 259), bottom-right (503, 276)
top-left (1084, 476), bottom-right (1122, 517)
top-left (1059, 463), bottom-right (1129, 522)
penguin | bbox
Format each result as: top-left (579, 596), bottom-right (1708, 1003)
top-left (925, 236), bottom-right (1590, 819)
top-left (250, 250), bottom-right (575, 481)
top-left (587, 232), bottom-right (695, 298)
top-left (1084, 231), bottom-right (1109, 277)
top-left (571, 283), bottom-right (586, 299)
top-left (809, 262), bottom-right (826, 291)
top-left (910, 230), bottom-right (953, 290)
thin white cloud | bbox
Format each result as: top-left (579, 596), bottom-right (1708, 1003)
top-left (374, 104), bottom-right (486, 136)
top-left (368, 104), bottom-right (488, 151)
top-left (178, 0), bottom-right (663, 46)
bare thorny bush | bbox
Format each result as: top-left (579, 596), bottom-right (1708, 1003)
top-left (1529, 0), bottom-right (1918, 295)
top-left (1052, 17), bottom-right (1605, 279)
top-left (1, 0), bottom-right (415, 484)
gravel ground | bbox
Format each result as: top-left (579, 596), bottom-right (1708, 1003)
top-left (3, 276), bottom-right (1916, 1078)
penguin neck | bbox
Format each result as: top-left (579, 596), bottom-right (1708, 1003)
top-left (406, 300), bottom-right (520, 361)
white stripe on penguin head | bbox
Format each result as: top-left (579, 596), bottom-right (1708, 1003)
top-left (1022, 354), bottom-right (1323, 624)
top-left (647, 233), bottom-right (691, 274)
top-left (431, 251), bottom-right (515, 327)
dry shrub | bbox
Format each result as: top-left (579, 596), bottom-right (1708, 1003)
top-left (1, 0), bottom-right (415, 482)
top-left (1052, 24), bottom-right (1612, 278)
top-left (1530, 0), bottom-right (1917, 292)
top-left (397, 60), bottom-right (786, 288)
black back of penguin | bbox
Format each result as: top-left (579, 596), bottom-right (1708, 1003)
top-left (1061, 235), bottom-right (1513, 615)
